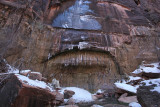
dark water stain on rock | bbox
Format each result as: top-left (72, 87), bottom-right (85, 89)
top-left (52, 0), bottom-right (102, 30)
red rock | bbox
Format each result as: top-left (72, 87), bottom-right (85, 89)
top-left (94, 94), bottom-right (104, 99)
top-left (143, 64), bottom-right (154, 68)
top-left (54, 91), bottom-right (64, 104)
top-left (142, 72), bottom-right (160, 78)
top-left (64, 90), bottom-right (75, 99)
top-left (41, 77), bottom-right (47, 82)
top-left (92, 95), bottom-right (98, 100)
top-left (28, 72), bottom-right (42, 81)
top-left (0, 74), bottom-right (63, 107)
top-left (118, 95), bottom-right (138, 103)
top-left (0, 0), bottom-right (160, 92)
top-left (67, 98), bottom-right (75, 105)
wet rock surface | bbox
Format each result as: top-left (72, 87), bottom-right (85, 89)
top-left (137, 85), bottom-right (160, 107)
top-left (52, 0), bottom-right (102, 30)
top-left (0, 0), bottom-right (160, 91)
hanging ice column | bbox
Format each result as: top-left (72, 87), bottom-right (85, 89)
top-left (52, 0), bottom-right (101, 30)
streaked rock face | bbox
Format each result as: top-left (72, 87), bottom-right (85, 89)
top-left (45, 51), bottom-right (120, 92)
top-left (52, 0), bottom-right (102, 30)
top-left (0, 0), bottom-right (160, 91)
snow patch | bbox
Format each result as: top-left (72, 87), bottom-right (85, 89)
top-left (48, 53), bottom-right (52, 60)
top-left (141, 78), bottom-right (160, 86)
top-left (141, 78), bottom-right (160, 93)
top-left (114, 83), bottom-right (138, 93)
top-left (21, 70), bottom-right (31, 73)
top-left (92, 104), bottom-right (104, 107)
top-left (129, 102), bottom-right (141, 107)
top-left (133, 63), bottom-right (160, 74)
top-left (60, 87), bottom-right (94, 103)
top-left (78, 42), bottom-right (88, 49)
top-left (128, 76), bottom-right (142, 81)
top-left (115, 62), bottom-right (160, 94)
top-left (7, 64), bottom-right (19, 73)
top-left (16, 74), bottom-right (53, 91)
top-left (96, 89), bottom-right (104, 94)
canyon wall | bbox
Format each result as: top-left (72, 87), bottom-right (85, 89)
top-left (0, 0), bottom-right (160, 91)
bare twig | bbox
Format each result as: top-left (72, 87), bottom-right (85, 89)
top-left (0, 0), bottom-right (26, 9)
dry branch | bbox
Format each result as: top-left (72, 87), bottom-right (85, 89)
top-left (0, 0), bottom-right (26, 9)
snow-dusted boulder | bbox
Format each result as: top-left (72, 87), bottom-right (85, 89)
top-left (137, 85), bottom-right (160, 107)
top-left (60, 87), bottom-right (94, 103)
top-left (0, 73), bottom-right (63, 107)
top-left (133, 63), bottom-right (160, 78)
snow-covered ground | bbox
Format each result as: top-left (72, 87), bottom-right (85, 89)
top-left (133, 63), bottom-right (160, 74)
top-left (60, 87), bottom-right (94, 103)
top-left (115, 62), bottom-right (160, 94)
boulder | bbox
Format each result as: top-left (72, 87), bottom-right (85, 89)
top-left (137, 85), bottom-right (160, 107)
top-left (64, 89), bottom-right (75, 99)
top-left (118, 93), bottom-right (138, 103)
top-left (101, 85), bottom-right (116, 97)
top-left (54, 91), bottom-right (64, 105)
top-left (92, 95), bottom-right (98, 100)
top-left (94, 94), bottom-right (104, 99)
top-left (0, 73), bottom-right (63, 107)
top-left (66, 98), bottom-right (75, 105)
top-left (28, 72), bottom-right (42, 80)
top-left (142, 72), bottom-right (160, 78)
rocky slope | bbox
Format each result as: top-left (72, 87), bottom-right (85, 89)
top-left (0, 0), bottom-right (160, 91)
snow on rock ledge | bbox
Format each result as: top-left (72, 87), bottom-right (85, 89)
top-left (141, 78), bottom-right (160, 93)
top-left (60, 87), bottom-right (94, 103)
top-left (114, 83), bottom-right (138, 94)
top-left (115, 62), bottom-right (160, 94)
top-left (114, 76), bottom-right (141, 94)
top-left (16, 74), bottom-right (53, 91)
top-left (133, 63), bottom-right (160, 74)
